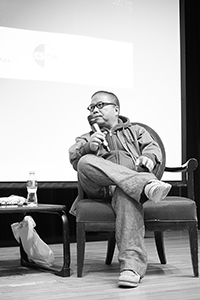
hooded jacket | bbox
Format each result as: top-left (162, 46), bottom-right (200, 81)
top-left (69, 116), bottom-right (162, 173)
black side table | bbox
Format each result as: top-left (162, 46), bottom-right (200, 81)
top-left (0, 204), bottom-right (71, 277)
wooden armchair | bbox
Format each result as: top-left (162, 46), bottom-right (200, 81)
top-left (75, 123), bottom-right (199, 277)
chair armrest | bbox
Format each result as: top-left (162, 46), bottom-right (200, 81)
top-left (165, 158), bottom-right (198, 200)
top-left (165, 158), bottom-right (198, 173)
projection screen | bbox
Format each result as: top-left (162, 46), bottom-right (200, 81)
top-left (0, 0), bottom-right (182, 185)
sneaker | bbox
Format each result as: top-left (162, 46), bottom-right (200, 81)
top-left (118, 270), bottom-right (140, 288)
top-left (144, 180), bottom-right (171, 203)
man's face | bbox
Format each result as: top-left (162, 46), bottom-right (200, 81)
top-left (89, 93), bottom-right (119, 129)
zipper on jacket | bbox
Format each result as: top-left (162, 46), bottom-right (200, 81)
top-left (108, 131), bottom-right (120, 164)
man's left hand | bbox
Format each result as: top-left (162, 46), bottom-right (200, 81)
top-left (135, 156), bottom-right (154, 172)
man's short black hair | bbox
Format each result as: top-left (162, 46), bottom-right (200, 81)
top-left (91, 90), bottom-right (120, 108)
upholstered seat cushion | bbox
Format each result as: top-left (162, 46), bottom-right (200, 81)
top-left (143, 196), bottom-right (197, 220)
top-left (76, 196), bottom-right (197, 222)
top-left (76, 199), bottom-right (115, 222)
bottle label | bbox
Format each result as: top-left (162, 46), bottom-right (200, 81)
top-left (27, 180), bottom-right (38, 189)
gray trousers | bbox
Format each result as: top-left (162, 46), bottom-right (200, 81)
top-left (77, 154), bottom-right (157, 277)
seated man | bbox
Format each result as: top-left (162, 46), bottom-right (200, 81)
top-left (69, 90), bottom-right (171, 288)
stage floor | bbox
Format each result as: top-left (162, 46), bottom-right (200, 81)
top-left (0, 231), bottom-right (199, 300)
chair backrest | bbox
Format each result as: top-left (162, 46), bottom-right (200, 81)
top-left (131, 122), bottom-right (166, 180)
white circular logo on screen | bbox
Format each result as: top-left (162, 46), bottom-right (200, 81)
top-left (33, 44), bottom-right (57, 68)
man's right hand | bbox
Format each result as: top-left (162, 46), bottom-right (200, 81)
top-left (89, 132), bottom-right (106, 151)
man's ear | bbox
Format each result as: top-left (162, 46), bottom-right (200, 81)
top-left (115, 106), bottom-right (120, 116)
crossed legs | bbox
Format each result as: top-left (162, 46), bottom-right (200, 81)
top-left (77, 154), bottom-right (158, 277)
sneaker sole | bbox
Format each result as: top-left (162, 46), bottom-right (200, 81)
top-left (118, 280), bottom-right (140, 288)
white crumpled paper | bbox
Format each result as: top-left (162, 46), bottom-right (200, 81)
top-left (0, 195), bottom-right (26, 206)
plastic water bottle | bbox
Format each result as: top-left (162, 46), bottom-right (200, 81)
top-left (26, 171), bottom-right (38, 206)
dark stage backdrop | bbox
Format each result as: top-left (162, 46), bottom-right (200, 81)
top-left (184, 0), bottom-right (200, 225)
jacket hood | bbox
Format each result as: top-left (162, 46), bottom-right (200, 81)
top-left (112, 115), bottom-right (131, 133)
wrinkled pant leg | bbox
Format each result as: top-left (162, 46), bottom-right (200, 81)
top-left (78, 155), bottom-right (114, 198)
top-left (112, 187), bottom-right (147, 278)
top-left (78, 154), bottom-right (156, 201)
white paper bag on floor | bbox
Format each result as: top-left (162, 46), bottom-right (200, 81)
top-left (11, 216), bottom-right (55, 266)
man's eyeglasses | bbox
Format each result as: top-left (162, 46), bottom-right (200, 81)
top-left (87, 102), bottom-right (116, 112)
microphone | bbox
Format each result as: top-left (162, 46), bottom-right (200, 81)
top-left (87, 115), bottom-right (110, 152)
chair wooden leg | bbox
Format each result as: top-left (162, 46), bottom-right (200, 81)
top-left (77, 222), bottom-right (86, 277)
top-left (105, 231), bottom-right (116, 265)
top-left (154, 231), bottom-right (167, 264)
top-left (188, 223), bottom-right (199, 277)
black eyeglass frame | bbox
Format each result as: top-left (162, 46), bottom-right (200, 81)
top-left (87, 102), bottom-right (116, 112)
